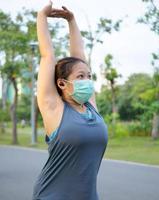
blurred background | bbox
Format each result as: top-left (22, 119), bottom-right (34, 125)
top-left (0, 0), bottom-right (159, 166)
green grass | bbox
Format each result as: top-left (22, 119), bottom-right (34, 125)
top-left (105, 136), bottom-right (159, 166)
top-left (0, 124), bottom-right (159, 166)
top-left (0, 124), bottom-right (48, 150)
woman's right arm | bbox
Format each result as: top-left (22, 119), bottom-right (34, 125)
top-left (36, 2), bottom-right (64, 136)
top-left (36, 2), bottom-right (61, 112)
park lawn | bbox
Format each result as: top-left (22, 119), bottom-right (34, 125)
top-left (0, 124), bottom-right (48, 149)
top-left (105, 136), bottom-right (159, 166)
top-left (0, 125), bottom-right (159, 166)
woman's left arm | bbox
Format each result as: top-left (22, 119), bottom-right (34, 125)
top-left (67, 15), bottom-right (86, 61)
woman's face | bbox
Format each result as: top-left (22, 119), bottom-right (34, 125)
top-left (68, 62), bottom-right (91, 80)
top-left (58, 61), bottom-right (92, 98)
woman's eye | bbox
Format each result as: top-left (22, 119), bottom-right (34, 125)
top-left (88, 75), bottom-right (92, 79)
top-left (78, 74), bottom-right (84, 79)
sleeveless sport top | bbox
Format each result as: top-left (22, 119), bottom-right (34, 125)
top-left (46, 106), bottom-right (94, 143)
top-left (32, 101), bottom-right (108, 200)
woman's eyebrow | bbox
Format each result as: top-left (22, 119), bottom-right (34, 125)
top-left (77, 70), bottom-right (91, 74)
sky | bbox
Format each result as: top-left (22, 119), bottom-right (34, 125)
top-left (0, 0), bottom-right (159, 92)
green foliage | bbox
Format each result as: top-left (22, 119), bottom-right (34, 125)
top-left (111, 122), bottom-right (129, 138)
top-left (103, 54), bottom-right (121, 83)
top-left (0, 9), bottom-right (31, 88)
top-left (0, 12), bottom-right (28, 54)
top-left (97, 70), bottom-right (157, 137)
top-left (16, 94), bottom-right (31, 122)
top-left (105, 119), bottom-right (151, 138)
top-left (105, 120), bottom-right (129, 138)
top-left (104, 113), bottom-right (129, 138)
top-left (0, 108), bottom-right (10, 122)
top-left (118, 73), bottom-right (153, 120)
top-left (92, 73), bottom-right (97, 81)
top-left (152, 66), bottom-right (159, 88)
top-left (97, 67), bottom-right (159, 139)
top-left (151, 101), bottom-right (159, 114)
top-left (97, 18), bottom-right (122, 33)
top-left (139, 0), bottom-right (159, 34)
top-left (139, 88), bottom-right (156, 102)
top-left (104, 54), bottom-right (113, 67)
top-left (104, 112), bottom-right (120, 124)
top-left (96, 85), bottom-right (112, 116)
top-left (127, 121), bottom-right (151, 137)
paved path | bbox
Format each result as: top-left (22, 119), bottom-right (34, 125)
top-left (0, 145), bottom-right (159, 200)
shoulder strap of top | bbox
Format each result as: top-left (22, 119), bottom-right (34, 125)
top-left (85, 101), bottom-right (104, 120)
top-left (85, 101), bottom-right (98, 114)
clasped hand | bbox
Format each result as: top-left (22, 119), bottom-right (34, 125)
top-left (40, 0), bottom-right (74, 22)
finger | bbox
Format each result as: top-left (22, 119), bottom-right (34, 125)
top-left (51, 13), bottom-right (65, 17)
top-left (50, 10), bottom-right (66, 15)
top-left (50, 14), bottom-right (64, 18)
top-left (62, 6), bottom-right (68, 11)
top-left (47, 0), bottom-right (52, 8)
top-left (51, 10), bottom-right (64, 15)
top-left (52, 8), bottom-right (64, 12)
top-left (49, 0), bottom-right (53, 5)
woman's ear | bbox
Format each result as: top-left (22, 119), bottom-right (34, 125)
top-left (57, 79), bottom-right (66, 90)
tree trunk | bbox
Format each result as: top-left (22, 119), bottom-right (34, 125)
top-left (10, 78), bottom-right (18, 145)
top-left (111, 82), bottom-right (118, 114)
top-left (2, 78), bottom-right (8, 109)
top-left (111, 82), bottom-right (118, 137)
top-left (34, 96), bottom-right (38, 143)
top-left (151, 112), bottom-right (159, 139)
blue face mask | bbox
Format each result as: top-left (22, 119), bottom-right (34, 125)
top-left (65, 79), bottom-right (94, 105)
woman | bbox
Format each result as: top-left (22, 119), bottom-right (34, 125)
top-left (32, 1), bottom-right (108, 200)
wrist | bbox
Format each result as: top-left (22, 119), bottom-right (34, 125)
top-left (67, 15), bottom-right (75, 23)
top-left (38, 10), bottom-right (47, 17)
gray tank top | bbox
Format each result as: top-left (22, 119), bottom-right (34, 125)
top-left (32, 101), bottom-right (108, 200)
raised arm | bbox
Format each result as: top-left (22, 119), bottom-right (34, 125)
top-left (50, 6), bottom-right (86, 61)
top-left (66, 9), bottom-right (86, 61)
top-left (36, 1), bottom-right (61, 111)
top-left (64, 7), bottom-right (97, 108)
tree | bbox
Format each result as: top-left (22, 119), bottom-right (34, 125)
top-left (103, 54), bottom-right (121, 114)
top-left (118, 73), bottom-right (153, 121)
top-left (96, 85), bottom-right (112, 117)
top-left (139, 57), bottom-right (159, 139)
top-left (0, 10), bottom-right (28, 144)
top-left (138, 0), bottom-right (159, 139)
top-left (151, 53), bottom-right (159, 139)
top-left (100, 54), bottom-right (121, 135)
top-left (139, 0), bottom-right (159, 34)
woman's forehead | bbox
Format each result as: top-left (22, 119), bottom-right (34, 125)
top-left (71, 62), bottom-right (91, 74)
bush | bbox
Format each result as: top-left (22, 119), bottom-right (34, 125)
top-left (108, 122), bottom-right (129, 138)
top-left (127, 121), bottom-right (151, 137)
top-left (104, 113), bottom-right (120, 124)
top-left (0, 108), bottom-right (10, 122)
top-left (104, 116), bottom-right (151, 137)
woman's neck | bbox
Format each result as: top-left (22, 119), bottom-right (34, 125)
top-left (62, 96), bottom-right (86, 112)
